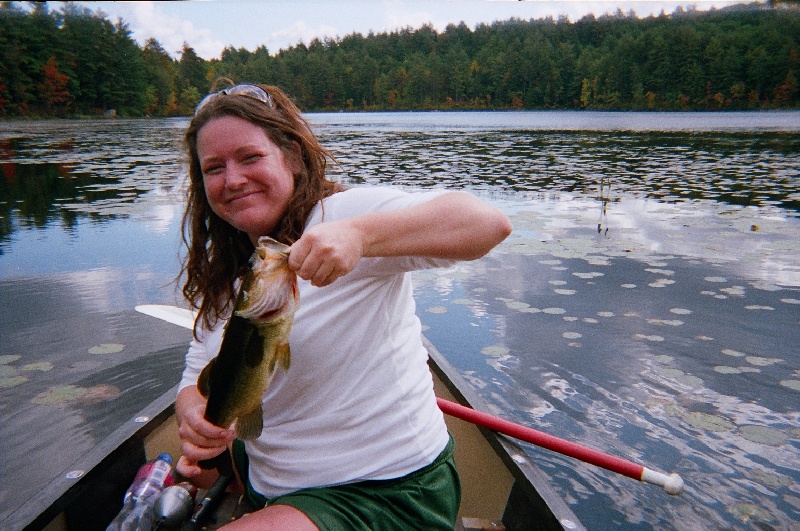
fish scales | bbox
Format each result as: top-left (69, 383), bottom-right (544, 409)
top-left (198, 236), bottom-right (298, 440)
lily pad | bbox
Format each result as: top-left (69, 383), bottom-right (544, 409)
top-left (728, 502), bottom-right (774, 523)
top-left (80, 384), bottom-right (122, 404)
top-left (21, 362), bottom-right (54, 372)
top-left (0, 365), bottom-right (19, 377)
top-left (0, 355), bottom-right (22, 364)
top-left (425, 306), bottom-right (448, 314)
top-left (635, 334), bottom-right (664, 342)
top-left (745, 356), bottom-right (782, 367)
top-left (32, 385), bottom-right (88, 404)
top-left (714, 366), bottom-right (741, 374)
top-left (481, 345), bottom-right (510, 357)
top-left (0, 375), bottom-right (28, 388)
top-left (88, 343), bottom-right (125, 355)
top-left (738, 425), bottom-right (789, 446)
top-left (779, 379), bottom-right (800, 391)
top-left (683, 411), bottom-right (734, 432)
top-left (721, 349), bottom-right (746, 357)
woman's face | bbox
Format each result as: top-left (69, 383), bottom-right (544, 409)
top-left (197, 115), bottom-right (296, 243)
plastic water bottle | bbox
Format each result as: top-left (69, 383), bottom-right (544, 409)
top-left (106, 453), bottom-right (175, 531)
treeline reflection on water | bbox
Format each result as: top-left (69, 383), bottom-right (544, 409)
top-left (2, 122), bottom-right (798, 247)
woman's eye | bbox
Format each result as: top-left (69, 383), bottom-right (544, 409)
top-left (202, 165), bottom-right (223, 175)
top-left (243, 154), bottom-right (262, 163)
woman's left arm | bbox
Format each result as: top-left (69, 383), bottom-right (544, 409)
top-left (289, 191), bottom-right (511, 287)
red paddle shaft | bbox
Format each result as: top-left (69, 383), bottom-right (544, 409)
top-left (436, 397), bottom-right (684, 495)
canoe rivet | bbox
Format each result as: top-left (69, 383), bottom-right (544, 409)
top-left (511, 453), bottom-right (527, 464)
top-left (65, 470), bottom-right (84, 480)
top-left (560, 519), bottom-right (578, 529)
top-left (134, 416), bottom-right (150, 423)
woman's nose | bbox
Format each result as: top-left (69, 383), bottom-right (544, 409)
top-left (224, 166), bottom-right (248, 188)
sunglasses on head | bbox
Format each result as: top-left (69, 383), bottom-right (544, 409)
top-left (195, 84), bottom-right (274, 114)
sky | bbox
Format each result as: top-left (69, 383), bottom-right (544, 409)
top-left (58, 0), bottom-right (751, 60)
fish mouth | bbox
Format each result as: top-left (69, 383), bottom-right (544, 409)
top-left (238, 295), bottom-right (293, 322)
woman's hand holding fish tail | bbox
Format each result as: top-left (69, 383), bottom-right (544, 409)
top-left (175, 386), bottom-right (235, 480)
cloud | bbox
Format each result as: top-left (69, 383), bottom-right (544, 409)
top-left (270, 20), bottom-right (340, 49)
top-left (117, 1), bottom-right (227, 59)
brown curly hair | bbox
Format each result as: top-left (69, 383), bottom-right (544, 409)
top-left (181, 84), bottom-right (345, 335)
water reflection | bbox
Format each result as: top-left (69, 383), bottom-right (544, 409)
top-left (1, 114), bottom-right (798, 530)
top-left (322, 129), bottom-right (800, 215)
top-left (0, 118), bottom-right (188, 249)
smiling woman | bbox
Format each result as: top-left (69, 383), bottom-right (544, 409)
top-left (176, 84), bottom-right (511, 530)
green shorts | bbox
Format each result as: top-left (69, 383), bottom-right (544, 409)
top-left (232, 436), bottom-right (461, 530)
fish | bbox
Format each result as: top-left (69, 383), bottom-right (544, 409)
top-left (197, 236), bottom-right (298, 440)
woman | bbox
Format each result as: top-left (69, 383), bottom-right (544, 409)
top-left (176, 83), bottom-right (512, 530)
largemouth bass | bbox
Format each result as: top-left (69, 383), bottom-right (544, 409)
top-left (197, 236), bottom-right (298, 440)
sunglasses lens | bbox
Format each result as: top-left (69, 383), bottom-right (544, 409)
top-left (195, 85), bottom-right (273, 114)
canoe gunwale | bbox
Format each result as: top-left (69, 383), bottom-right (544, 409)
top-left (12, 386), bottom-right (178, 531)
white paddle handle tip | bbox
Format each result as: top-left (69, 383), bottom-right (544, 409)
top-left (641, 468), bottom-right (684, 495)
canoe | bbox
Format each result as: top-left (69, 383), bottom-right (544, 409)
top-left (23, 335), bottom-right (585, 531)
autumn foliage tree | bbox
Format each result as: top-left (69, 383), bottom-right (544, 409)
top-left (0, 1), bottom-right (798, 116)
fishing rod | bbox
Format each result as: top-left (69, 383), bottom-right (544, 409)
top-left (436, 397), bottom-right (684, 495)
top-left (135, 305), bottom-right (684, 494)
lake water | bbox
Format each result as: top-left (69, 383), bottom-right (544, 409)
top-left (1, 112), bottom-right (798, 530)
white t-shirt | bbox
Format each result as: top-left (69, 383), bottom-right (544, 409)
top-left (179, 187), bottom-right (454, 497)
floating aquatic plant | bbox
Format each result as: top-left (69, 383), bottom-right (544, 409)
top-left (728, 502), bottom-right (775, 523)
top-left (33, 385), bottom-right (87, 404)
top-left (88, 343), bottom-right (125, 354)
top-left (722, 349), bottom-right (746, 357)
top-left (0, 355), bottom-right (22, 364)
top-left (682, 411), bottom-right (735, 432)
top-left (0, 375), bottom-right (28, 388)
top-left (745, 356), bottom-right (782, 366)
top-left (21, 362), bottom-right (54, 372)
top-left (778, 379), bottom-right (800, 391)
top-left (635, 334), bottom-right (664, 342)
top-left (737, 425), bottom-right (789, 446)
top-left (426, 306), bottom-right (448, 314)
top-left (481, 345), bottom-right (510, 357)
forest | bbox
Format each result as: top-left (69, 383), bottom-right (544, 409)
top-left (1, 1), bottom-right (798, 117)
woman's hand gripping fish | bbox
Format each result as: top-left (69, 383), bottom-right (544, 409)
top-left (198, 236), bottom-right (298, 440)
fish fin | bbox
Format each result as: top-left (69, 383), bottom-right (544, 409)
top-left (235, 405), bottom-right (263, 440)
top-left (267, 342), bottom-right (291, 373)
top-left (197, 358), bottom-right (215, 398)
